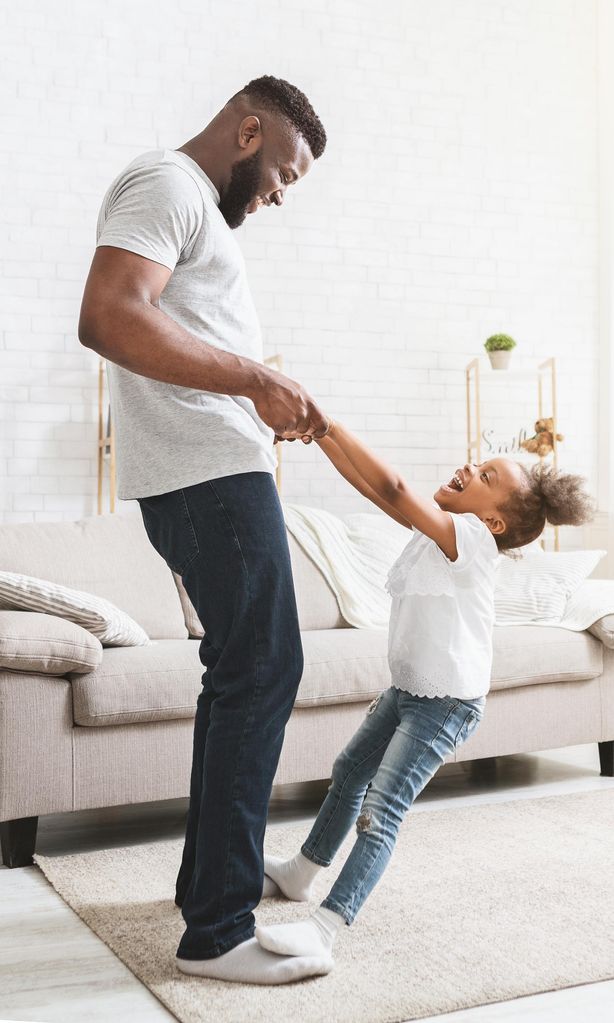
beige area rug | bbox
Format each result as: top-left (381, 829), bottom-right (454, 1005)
top-left (34, 789), bottom-right (614, 1023)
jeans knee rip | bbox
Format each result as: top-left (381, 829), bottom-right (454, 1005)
top-left (367, 694), bottom-right (382, 716)
top-left (356, 809), bottom-right (372, 833)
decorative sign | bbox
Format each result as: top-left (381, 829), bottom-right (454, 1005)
top-left (481, 427), bottom-right (529, 455)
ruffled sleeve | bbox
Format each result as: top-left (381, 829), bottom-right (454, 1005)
top-left (448, 512), bottom-right (498, 568)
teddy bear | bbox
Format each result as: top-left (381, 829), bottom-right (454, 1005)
top-left (520, 417), bottom-right (564, 457)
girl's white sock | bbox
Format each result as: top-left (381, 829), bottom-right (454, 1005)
top-left (255, 906), bottom-right (344, 958)
top-left (261, 873), bottom-right (280, 897)
top-left (263, 850), bottom-right (322, 901)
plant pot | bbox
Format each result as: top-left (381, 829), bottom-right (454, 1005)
top-left (487, 350), bottom-right (512, 370)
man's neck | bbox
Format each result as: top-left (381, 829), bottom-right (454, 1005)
top-left (176, 119), bottom-right (229, 197)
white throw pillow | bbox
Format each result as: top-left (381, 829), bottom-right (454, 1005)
top-left (0, 571), bottom-right (151, 647)
top-left (494, 549), bottom-right (606, 624)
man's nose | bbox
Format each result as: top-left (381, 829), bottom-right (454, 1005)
top-left (271, 189), bottom-right (284, 206)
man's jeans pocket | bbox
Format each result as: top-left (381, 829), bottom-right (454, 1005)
top-left (138, 489), bottom-right (200, 576)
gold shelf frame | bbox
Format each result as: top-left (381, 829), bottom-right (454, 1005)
top-left (465, 357), bottom-right (559, 550)
top-left (98, 358), bottom-right (116, 515)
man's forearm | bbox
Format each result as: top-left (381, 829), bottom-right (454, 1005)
top-left (80, 300), bottom-right (266, 399)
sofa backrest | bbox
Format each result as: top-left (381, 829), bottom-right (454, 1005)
top-left (0, 511), bottom-right (347, 640)
top-left (0, 512), bottom-right (187, 640)
top-left (288, 534), bottom-right (347, 630)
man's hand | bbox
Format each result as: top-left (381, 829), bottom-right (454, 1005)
top-left (248, 366), bottom-right (330, 443)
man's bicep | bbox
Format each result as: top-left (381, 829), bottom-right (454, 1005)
top-left (79, 246), bottom-right (171, 347)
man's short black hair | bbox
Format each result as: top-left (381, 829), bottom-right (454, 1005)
top-left (234, 75), bottom-right (326, 159)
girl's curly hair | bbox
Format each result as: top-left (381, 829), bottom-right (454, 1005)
top-left (496, 463), bottom-right (595, 553)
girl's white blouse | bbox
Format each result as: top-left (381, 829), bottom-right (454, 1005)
top-left (385, 512), bottom-right (499, 699)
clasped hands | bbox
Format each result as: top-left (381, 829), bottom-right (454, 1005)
top-left (274, 416), bottom-right (333, 446)
top-left (252, 366), bottom-right (334, 447)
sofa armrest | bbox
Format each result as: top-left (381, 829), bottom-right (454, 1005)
top-left (0, 670), bottom-right (74, 820)
top-left (0, 611), bottom-right (102, 675)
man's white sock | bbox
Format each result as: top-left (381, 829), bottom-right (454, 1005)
top-left (263, 850), bottom-right (322, 901)
top-left (176, 936), bottom-right (332, 984)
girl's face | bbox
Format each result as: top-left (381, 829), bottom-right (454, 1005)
top-left (434, 457), bottom-right (525, 537)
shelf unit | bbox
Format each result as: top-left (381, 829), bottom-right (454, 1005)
top-left (97, 358), bottom-right (115, 515)
top-left (465, 356), bottom-right (560, 550)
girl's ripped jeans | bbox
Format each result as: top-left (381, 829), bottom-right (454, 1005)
top-left (300, 685), bottom-right (485, 924)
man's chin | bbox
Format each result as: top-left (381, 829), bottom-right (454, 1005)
top-left (220, 207), bottom-right (249, 230)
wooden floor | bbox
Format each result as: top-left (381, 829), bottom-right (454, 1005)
top-left (2, 744), bottom-right (614, 1023)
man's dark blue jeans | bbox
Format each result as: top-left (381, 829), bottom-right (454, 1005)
top-left (137, 471), bottom-right (303, 961)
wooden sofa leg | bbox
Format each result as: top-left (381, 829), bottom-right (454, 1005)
top-left (0, 816), bottom-right (39, 868)
top-left (598, 741), bottom-right (614, 777)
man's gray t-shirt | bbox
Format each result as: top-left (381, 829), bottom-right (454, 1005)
top-left (95, 148), bottom-right (277, 500)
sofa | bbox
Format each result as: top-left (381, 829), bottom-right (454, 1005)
top-left (1, 510), bottom-right (613, 869)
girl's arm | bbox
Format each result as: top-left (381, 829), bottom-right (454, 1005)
top-left (315, 432), bottom-right (414, 529)
top-left (316, 420), bottom-right (458, 560)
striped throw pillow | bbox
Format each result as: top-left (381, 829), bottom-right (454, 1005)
top-left (494, 549), bottom-right (606, 624)
top-left (0, 571), bottom-right (151, 647)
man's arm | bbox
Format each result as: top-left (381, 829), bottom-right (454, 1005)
top-left (78, 245), bottom-right (329, 439)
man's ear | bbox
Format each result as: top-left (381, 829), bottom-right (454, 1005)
top-left (484, 514), bottom-right (506, 536)
top-left (238, 115), bottom-right (261, 150)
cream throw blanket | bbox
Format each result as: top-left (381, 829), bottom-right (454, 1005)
top-left (283, 503), bottom-right (613, 634)
top-left (282, 503), bottom-right (409, 629)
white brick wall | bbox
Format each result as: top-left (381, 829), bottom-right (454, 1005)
top-left (0, 0), bottom-right (604, 555)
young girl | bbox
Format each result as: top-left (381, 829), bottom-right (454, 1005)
top-left (255, 417), bottom-right (594, 965)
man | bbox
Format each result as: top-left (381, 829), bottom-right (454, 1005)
top-left (78, 76), bottom-right (331, 984)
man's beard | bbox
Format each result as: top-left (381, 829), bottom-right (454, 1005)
top-left (218, 150), bottom-right (263, 229)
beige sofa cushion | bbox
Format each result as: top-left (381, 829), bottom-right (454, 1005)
top-left (172, 573), bottom-right (202, 638)
top-left (68, 624), bottom-right (603, 727)
top-left (0, 611), bottom-right (102, 675)
top-left (70, 639), bottom-right (201, 725)
top-left (171, 532), bottom-right (347, 637)
top-left (69, 631), bottom-right (388, 726)
top-left (588, 615), bottom-right (614, 648)
top-left (0, 512), bottom-right (187, 641)
top-left (491, 626), bottom-right (602, 688)
top-left (289, 534), bottom-right (347, 631)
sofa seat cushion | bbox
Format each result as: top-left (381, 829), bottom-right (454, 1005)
top-left (69, 631), bottom-right (390, 726)
top-left (491, 625), bottom-right (602, 690)
top-left (68, 623), bottom-right (603, 727)
top-left (70, 639), bottom-right (202, 726)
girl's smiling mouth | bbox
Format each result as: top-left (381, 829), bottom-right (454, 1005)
top-left (441, 469), bottom-right (465, 494)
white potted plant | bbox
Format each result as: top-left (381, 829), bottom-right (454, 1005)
top-left (484, 332), bottom-right (517, 370)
